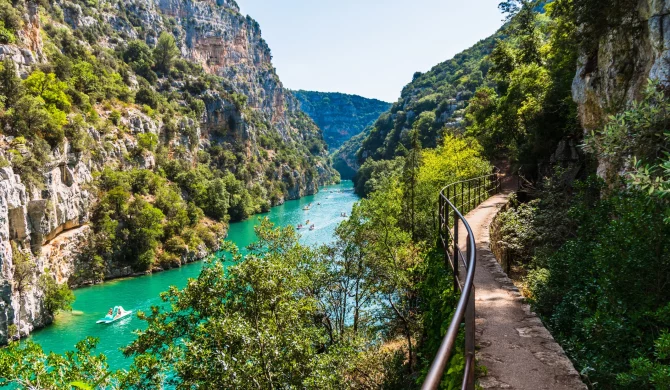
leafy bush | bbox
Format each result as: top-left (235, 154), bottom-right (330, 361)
top-left (134, 87), bottom-right (161, 109)
top-left (526, 183), bottom-right (670, 388)
top-left (39, 273), bottom-right (75, 316)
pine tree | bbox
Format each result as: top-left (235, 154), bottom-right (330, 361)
top-left (0, 59), bottom-right (23, 107)
top-left (153, 32), bottom-right (180, 75)
top-left (402, 129), bottom-right (422, 241)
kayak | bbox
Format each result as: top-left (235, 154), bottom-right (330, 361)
top-left (96, 306), bottom-right (133, 324)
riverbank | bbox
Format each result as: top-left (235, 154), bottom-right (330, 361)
top-left (69, 181), bottom-right (342, 288)
top-left (24, 181), bottom-right (358, 371)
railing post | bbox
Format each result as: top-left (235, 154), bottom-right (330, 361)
top-left (478, 178), bottom-right (481, 205)
top-left (464, 235), bottom-right (476, 390)
top-left (468, 181), bottom-right (471, 213)
top-left (453, 207), bottom-right (459, 292)
top-left (447, 187), bottom-right (451, 228)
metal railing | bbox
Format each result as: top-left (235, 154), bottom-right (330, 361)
top-left (422, 168), bottom-right (501, 390)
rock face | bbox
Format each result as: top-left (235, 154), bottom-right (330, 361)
top-left (331, 129), bottom-right (371, 180)
top-left (0, 0), bottom-right (337, 343)
top-left (293, 91), bottom-right (391, 150)
top-left (572, 0), bottom-right (670, 176)
top-left (0, 165), bottom-right (65, 342)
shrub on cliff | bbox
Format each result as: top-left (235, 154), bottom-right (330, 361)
top-left (153, 32), bottom-right (179, 75)
top-left (39, 272), bottom-right (75, 316)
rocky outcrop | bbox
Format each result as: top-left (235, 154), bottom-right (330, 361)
top-left (0, 167), bottom-right (46, 342)
top-left (572, 0), bottom-right (670, 170)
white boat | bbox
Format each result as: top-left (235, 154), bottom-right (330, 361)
top-left (96, 306), bottom-right (132, 324)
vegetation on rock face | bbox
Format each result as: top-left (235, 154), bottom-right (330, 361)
top-left (355, 31), bottom-right (500, 173)
top-left (293, 90), bottom-right (391, 180)
top-left (293, 90), bottom-right (391, 150)
top-left (0, 0), bottom-right (337, 295)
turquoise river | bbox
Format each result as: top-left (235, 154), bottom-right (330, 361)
top-left (27, 180), bottom-right (358, 371)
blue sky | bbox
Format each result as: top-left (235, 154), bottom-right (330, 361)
top-left (238, 0), bottom-right (505, 102)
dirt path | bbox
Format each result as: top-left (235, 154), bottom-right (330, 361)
top-left (458, 185), bottom-right (586, 389)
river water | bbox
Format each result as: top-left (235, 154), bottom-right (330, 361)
top-left (27, 181), bottom-right (358, 371)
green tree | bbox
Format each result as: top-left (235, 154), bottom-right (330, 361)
top-left (39, 272), bottom-right (75, 316)
top-left (137, 132), bottom-right (158, 152)
top-left (124, 220), bottom-right (357, 388)
top-left (0, 59), bottom-right (23, 106)
top-left (402, 129), bottom-right (422, 240)
top-left (125, 199), bottom-right (165, 271)
top-left (0, 338), bottom-right (124, 389)
top-left (23, 70), bottom-right (71, 112)
top-left (10, 243), bottom-right (35, 340)
top-left (70, 61), bottom-right (100, 96)
top-left (153, 32), bottom-right (180, 74)
top-left (618, 332), bottom-right (670, 389)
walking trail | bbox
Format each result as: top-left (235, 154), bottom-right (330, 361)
top-left (458, 180), bottom-right (587, 389)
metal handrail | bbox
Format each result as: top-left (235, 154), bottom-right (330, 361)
top-left (422, 168), bottom-right (501, 390)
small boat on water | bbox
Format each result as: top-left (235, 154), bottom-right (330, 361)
top-left (309, 224), bottom-right (315, 231)
top-left (306, 219), bottom-right (310, 224)
top-left (303, 206), bottom-right (310, 210)
top-left (297, 224), bottom-right (303, 230)
top-left (96, 306), bottom-right (132, 324)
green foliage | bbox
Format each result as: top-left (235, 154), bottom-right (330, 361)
top-left (568, 0), bottom-right (640, 59)
top-left (24, 70), bottom-right (72, 112)
top-left (134, 87), bottom-right (161, 109)
top-left (0, 59), bottom-right (23, 107)
top-left (65, 114), bottom-right (93, 152)
top-left (153, 32), bottom-right (179, 74)
top-left (83, 168), bottom-right (226, 274)
top-left (136, 132), bottom-right (158, 152)
top-left (0, 0), bottom-right (20, 44)
top-left (465, 0), bottom-right (579, 165)
top-left (354, 157), bottom-right (403, 197)
top-left (511, 177), bottom-right (670, 388)
top-left (347, 134), bottom-right (490, 383)
top-left (618, 332), bottom-right (670, 389)
top-left (0, 20), bottom-right (15, 44)
top-left (587, 80), bottom-right (670, 186)
top-left (39, 272), bottom-right (75, 315)
top-left (124, 220), bottom-right (360, 388)
top-left (416, 135), bottom-right (490, 208)
top-left (0, 338), bottom-right (125, 389)
top-left (123, 40), bottom-right (156, 82)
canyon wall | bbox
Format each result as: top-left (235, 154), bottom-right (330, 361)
top-left (0, 0), bottom-right (337, 342)
top-left (572, 0), bottom-right (670, 176)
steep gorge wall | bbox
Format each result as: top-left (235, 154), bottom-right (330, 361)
top-left (572, 0), bottom-right (670, 176)
top-left (0, 0), bottom-right (336, 342)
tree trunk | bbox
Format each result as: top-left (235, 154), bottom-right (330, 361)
top-left (16, 292), bottom-right (21, 340)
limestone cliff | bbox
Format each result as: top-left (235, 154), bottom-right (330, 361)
top-left (572, 0), bottom-right (670, 176)
top-left (0, 0), bottom-right (337, 343)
